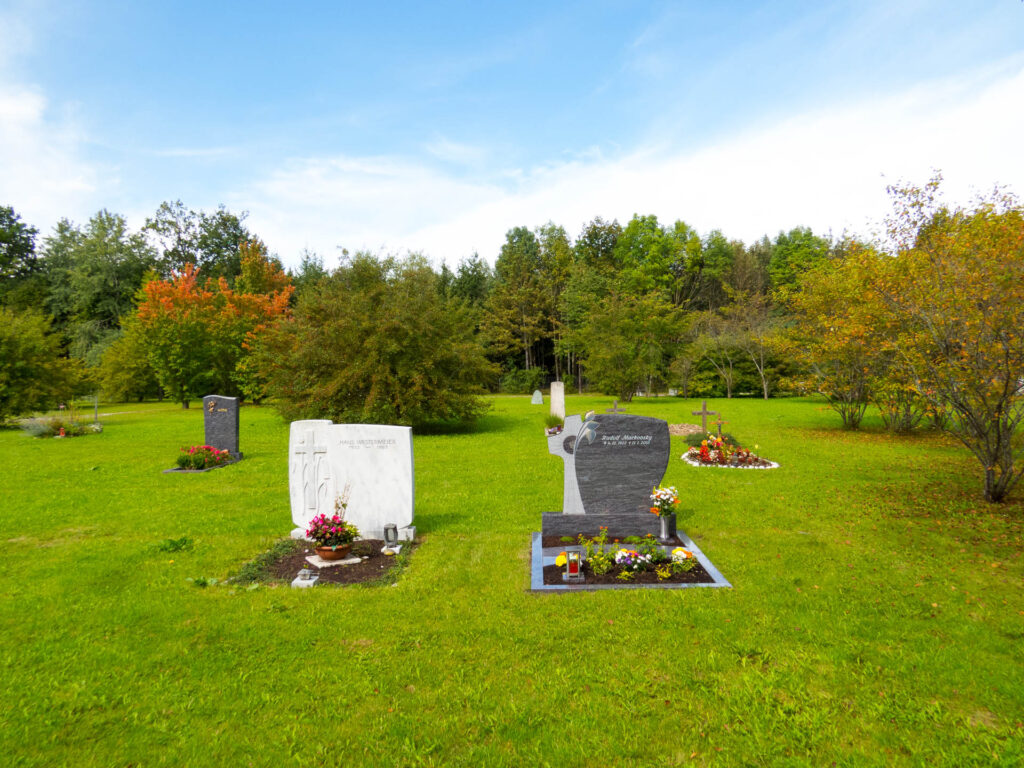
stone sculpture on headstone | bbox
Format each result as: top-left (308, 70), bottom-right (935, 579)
top-left (546, 414), bottom-right (584, 515)
top-left (543, 413), bottom-right (671, 538)
top-left (531, 389), bottom-right (544, 405)
top-left (289, 420), bottom-right (334, 535)
top-left (289, 421), bottom-right (415, 541)
top-left (203, 394), bottom-right (242, 459)
top-left (691, 400), bottom-right (718, 433)
top-left (549, 381), bottom-right (565, 421)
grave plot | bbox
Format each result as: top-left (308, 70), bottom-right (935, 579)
top-left (535, 409), bottom-right (730, 592)
top-left (163, 394), bottom-right (242, 472)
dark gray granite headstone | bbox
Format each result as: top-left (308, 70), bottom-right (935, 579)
top-left (572, 414), bottom-right (669, 515)
top-left (203, 394), bottom-right (241, 459)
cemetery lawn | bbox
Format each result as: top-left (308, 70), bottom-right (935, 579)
top-left (1, 396), bottom-right (1023, 767)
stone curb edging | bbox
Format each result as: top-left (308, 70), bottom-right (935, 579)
top-left (681, 454), bottom-right (780, 470)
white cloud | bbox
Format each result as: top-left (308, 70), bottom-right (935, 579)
top-left (0, 83), bottom-right (102, 227)
top-left (244, 58), bottom-right (1024, 268)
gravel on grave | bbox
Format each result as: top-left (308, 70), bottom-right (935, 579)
top-left (668, 423), bottom-right (703, 437)
top-left (271, 539), bottom-right (406, 585)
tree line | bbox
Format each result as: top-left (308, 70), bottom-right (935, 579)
top-left (1, 175), bottom-right (1021, 501)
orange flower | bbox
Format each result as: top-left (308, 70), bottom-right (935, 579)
top-left (650, 507), bottom-right (659, 515)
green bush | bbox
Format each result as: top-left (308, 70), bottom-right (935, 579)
top-left (0, 308), bottom-right (76, 422)
top-left (260, 253), bottom-right (495, 427)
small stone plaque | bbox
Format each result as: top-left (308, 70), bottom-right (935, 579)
top-left (203, 394), bottom-right (241, 459)
top-left (305, 554), bottom-right (363, 568)
top-left (531, 389), bottom-right (543, 405)
top-left (572, 414), bottom-right (670, 515)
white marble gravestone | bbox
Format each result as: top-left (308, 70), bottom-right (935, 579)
top-left (550, 381), bottom-right (565, 421)
top-left (531, 389), bottom-right (543, 405)
top-left (289, 421), bottom-right (415, 541)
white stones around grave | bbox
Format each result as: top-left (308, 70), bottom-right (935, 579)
top-left (531, 389), bottom-right (543, 405)
top-left (289, 422), bottom-right (415, 541)
top-left (550, 381), bottom-right (565, 421)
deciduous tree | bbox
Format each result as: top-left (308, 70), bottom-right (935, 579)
top-left (261, 253), bottom-right (494, 426)
top-left (871, 177), bottom-right (1024, 502)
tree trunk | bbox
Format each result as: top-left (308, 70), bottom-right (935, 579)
top-left (182, 400), bottom-right (190, 409)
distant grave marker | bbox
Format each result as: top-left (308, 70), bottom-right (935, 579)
top-left (691, 400), bottom-right (718, 433)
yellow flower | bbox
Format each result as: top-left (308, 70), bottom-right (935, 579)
top-left (555, 552), bottom-right (567, 568)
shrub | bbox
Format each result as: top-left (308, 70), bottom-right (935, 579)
top-left (260, 253), bottom-right (495, 427)
top-left (0, 308), bottom-right (76, 422)
top-left (176, 445), bottom-right (232, 470)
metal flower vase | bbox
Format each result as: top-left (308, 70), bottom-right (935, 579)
top-left (658, 513), bottom-right (677, 543)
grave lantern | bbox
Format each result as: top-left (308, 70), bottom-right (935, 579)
top-left (563, 547), bottom-right (584, 583)
top-left (291, 568), bottom-right (319, 589)
top-left (383, 524), bottom-right (399, 548)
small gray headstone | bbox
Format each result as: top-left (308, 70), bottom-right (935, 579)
top-left (531, 389), bottom-right (543, 405)
top-left (573, 414), bottom-right (670, 515)
top-left (203, 395), bottom-right (241, 459)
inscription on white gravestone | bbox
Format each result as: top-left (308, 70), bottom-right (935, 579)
top-left (289, 422), bottom-right (415, 541)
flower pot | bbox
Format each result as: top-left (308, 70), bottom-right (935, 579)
top-left (315, 544), bottom-right (352, 560)
top-left (658, 513), bottom-right (677, 543)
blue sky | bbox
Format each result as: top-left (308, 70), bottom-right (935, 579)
top-left (2, 0), bottom-right (1023, 268)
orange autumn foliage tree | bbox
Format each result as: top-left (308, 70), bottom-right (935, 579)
top-left (136, 249), bottom-right (292, 408)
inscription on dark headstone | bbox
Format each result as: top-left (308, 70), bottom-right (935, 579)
top-left (203, 394), bottom-right (241, 459)
top-left (572, 414), bottom-right (670, 515)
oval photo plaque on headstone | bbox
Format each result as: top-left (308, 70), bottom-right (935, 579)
top-left (572, 414), bottom-right (671, 515)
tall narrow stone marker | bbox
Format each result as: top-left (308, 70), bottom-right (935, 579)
top-left (550, 381), bottom-right (565, 421)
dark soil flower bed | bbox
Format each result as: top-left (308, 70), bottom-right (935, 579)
top-left (541, 533), bottom-right (684, 548)
top-left (237, 538), bottom-right (413, 586)
top-left (542, 561), bottom-right (714, 585)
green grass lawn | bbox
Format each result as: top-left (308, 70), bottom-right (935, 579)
top-left (1, 396), bottom-right (1022, 767)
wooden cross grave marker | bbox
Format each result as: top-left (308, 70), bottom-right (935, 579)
top-left (691, 400), bottom-right (718, 433)
top-left (714, 416), bottom-right (728, 438)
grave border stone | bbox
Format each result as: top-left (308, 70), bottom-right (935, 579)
top-left (528, 531), bottom-right (731, 592)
